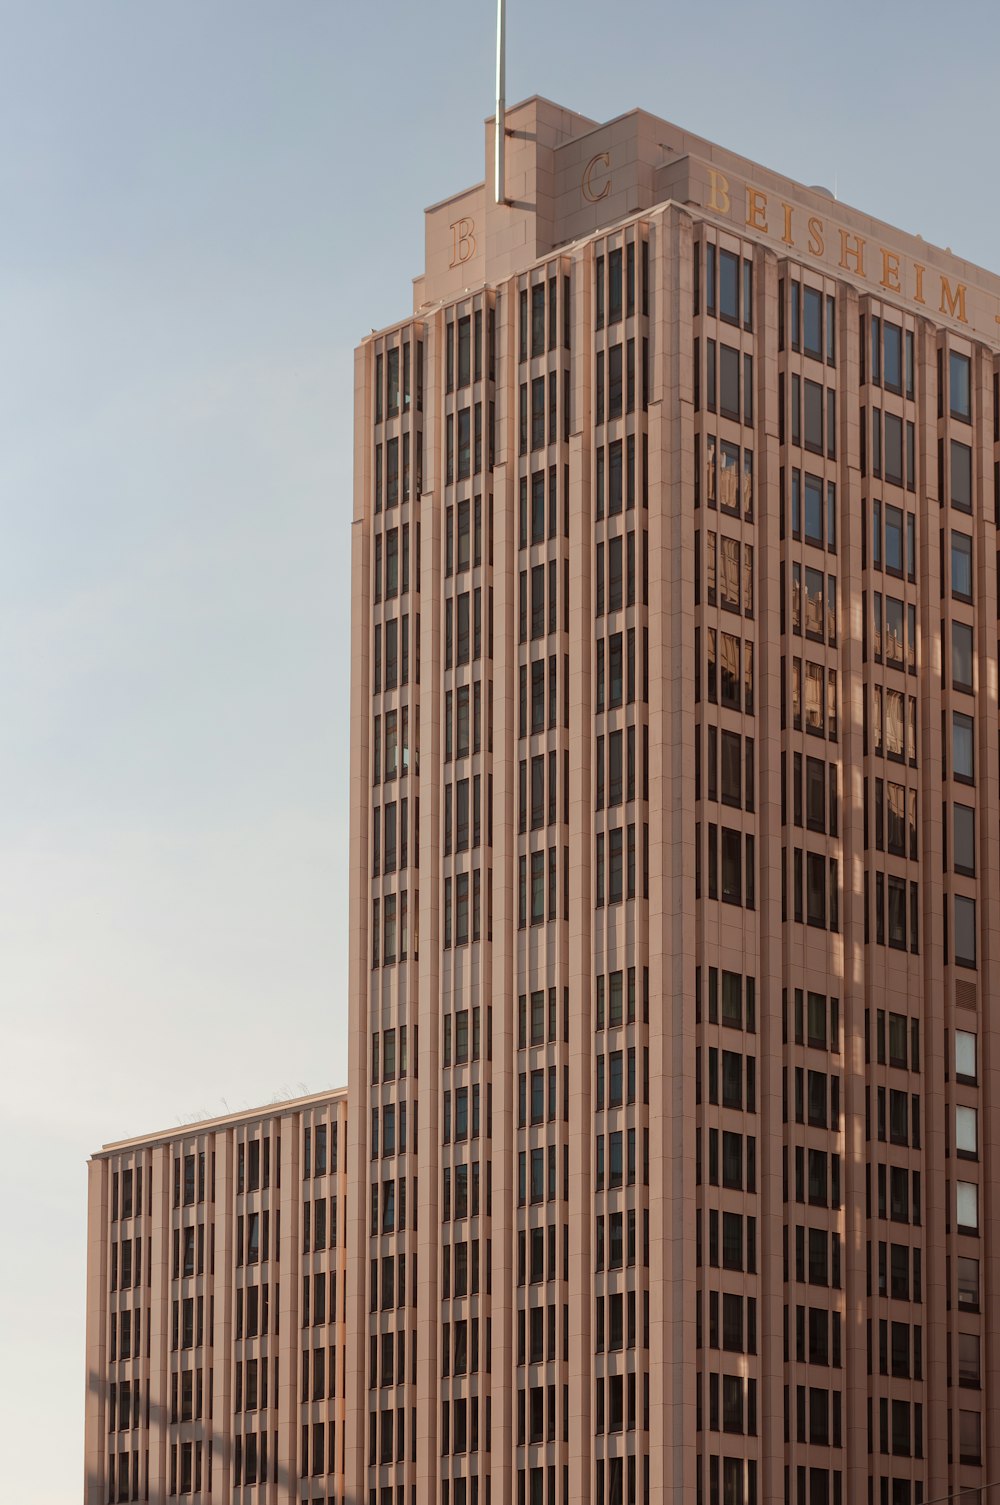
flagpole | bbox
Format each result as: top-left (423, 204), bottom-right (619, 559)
top-left (495, 0), bottom-right (506, 204)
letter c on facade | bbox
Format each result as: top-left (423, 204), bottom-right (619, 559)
top-left (583, 153), bottom-right (612, 204)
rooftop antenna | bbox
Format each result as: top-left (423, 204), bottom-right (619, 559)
top-left (494, 0), bottom-right (507, 205)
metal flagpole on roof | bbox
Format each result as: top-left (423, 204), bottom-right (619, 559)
top-left (495, 0), bottom-right (506, 204)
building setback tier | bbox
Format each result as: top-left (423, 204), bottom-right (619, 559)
top-left (84, 1090), bottom-right (348, 1504)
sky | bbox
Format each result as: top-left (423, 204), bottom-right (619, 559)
top-left (1, 1), bottom-right (999, 1497)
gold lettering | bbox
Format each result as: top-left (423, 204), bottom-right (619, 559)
top-left (582, 153), bottom-right (612, 204)
top-left (449, 217), bottom-right (477, 268)
top-left (707, 169), bottom-right (730, 214)
top-left (939, 276), bottom-right (968, 324)
top-left (880, 248), bottom-right (901, 294)
top-left (691, 185), bottom-right (983, 332)
top-left (838, 229), bottom-right (866, 276)
top-left (745, 187), bottom-right (768, 232)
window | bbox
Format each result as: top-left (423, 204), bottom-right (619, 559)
top-left (531, 378), bottom-right (545, 449)
top-left (608, 829), bottom-right (624, 904)
top-left (721, 1052), bottom-right (743, 1110)
top-left (958, 1331), bottom-right (980, 1388)
top-left (608, 536), bottom-right (623, 610)
top-left (884, 412), bottom-right (903, 484)
top-left (804, 568), bottom-right (824, 640)
top-left (957, 1256), bottom-right (979, 1310)
top-left (720, 732), bottom-right (742, 807)
top-left (457, 409), bottom-right (471, 479)
top-left (458, 315), bottom-right (471, 386)
top-left (804, 662), bottom-right (824, 735)
top-left (531, 285), bottom-right (545, 357)
top-left (596, 348), bottom-right (620, 432)
top-left (959, 1410), bottom-right (982, 1466)
top-left (806, 853), bottom-right (826, 927)
top-left (719, 631), bottom-right (743, 711)
top-left (721, 828), bottom-right (741, 904)
top-left (805, 993), bottom-right (826, 1050)
top-left (718, 442), bottom-right (743, 517)
top-left (803, 286), bottom-right (823, 360)
top-left (608, 248), bottom-right (623, 324)
top-left (805, 758), bottom-right (825, 832)
top-left (722, 1212), bottom-right (744, 1271)
top-left (804, 473), bottom-right (823, 545)
top-left (952, 712), bottom-right (974, 782)
top-left (386, 347), bottom-right (399, 415)
top-left (951, 440), bottom-right (972, 511)
top-left (720, 537), bottom-right (741, 613)
top-left (884, 505), bottom-right (903, 575)
top-left (954, 895), bottom-right (976, 967)
top-left (951, 532), bottom-right (972, 600)
top-left (954, 804), bottom-right (975, 875)
top-left (530, 472), bottom-right (545, 544)
top-left (803, 380), bottom-right (823, 452)
top-left (885, 782), bottom-right (906, 854)
top-left (887, 876), bottom-right (906, 949)
top-left (952, 620), bottom-right (973, 691)
top-left (720, 972), bottom-right (743, 1029)
top-left (883, 322), bottom-right (902, 392)
top-left (955, 1029), bottom-right (977, 1084)
top-left (719, 251), bottom-right (739, 324)
top-left (956, 1106), bottom-right (978, 1159)
top-left (950, 351), bottom-right (971, 422)
top-left (608, 440), bottom-right (623, 514)
top-left (530, 852), bottom-right (544, 925)
top-left (720, 345), bottom-right (740, 421)
top-left (957, 1180), bottom-right (979, 1234)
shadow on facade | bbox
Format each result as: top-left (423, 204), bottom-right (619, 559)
top-left (85, 1366), bottom-right (353, 1504)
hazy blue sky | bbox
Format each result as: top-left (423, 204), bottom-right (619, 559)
top-left (2, 2), bottom-right (998, 1496)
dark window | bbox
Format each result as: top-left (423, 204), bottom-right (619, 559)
top-left (608, 346), bottom-right (623, 420)
top-left (721, 828), bottom-right (741, 905)
top-left (531, 378), bottom-right (545, 449)
top-left (720, 732), bottom-right (741, 807)
top-left (804, 474), bottom-right (823, 545)
top-left (458, 317), bottom-right (471, 387)
top-left (951, 531), bottom-right (972, 599)
top-left (885, 506), bottom-right (903, 575)
top-left (952, 620), bottom-right (973, 691)
top-left (803, 287), bottom-right (823, 360)
top-left (950, 351), bottom-right (971, 422)
top-left (531, 286), bottom-right (545, 358)
top-left (608, 249), bottom-right (623, 325)
top-left (883, 323), bottom-right (902, 393)
top-left (806, 853), bottom-right (826, 927)
top-left (954, 895), bottom-right (977, 968)
top-left (719, 251), bottom-right (739, 324)
top-left (804, 381), bottom-right (823, 452)
top-left (953, 712), bottom-right (974, 782)
top-left (720, 346), bottom-right (740, 421)
top-left (951, 440), bottom-right (972, 511)
top-left (954, 803), bottom-right (975, 876)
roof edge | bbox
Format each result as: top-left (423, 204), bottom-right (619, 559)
top-left (93, 1086), bottom-right (347, 1158)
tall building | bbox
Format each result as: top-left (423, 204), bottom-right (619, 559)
top-left (84, 1089), bottom-right (349, 1505)
top-left (347, 97), bottom-right (1000, 1505)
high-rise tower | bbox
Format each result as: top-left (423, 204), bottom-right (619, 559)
top-left (347, 97), bottom-right (1000, 1505)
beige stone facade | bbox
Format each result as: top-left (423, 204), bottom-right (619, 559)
top-left (348, 97), bottom-right (1000, 1505)
top-left (84, 1090), bottom-right (348, 1504)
